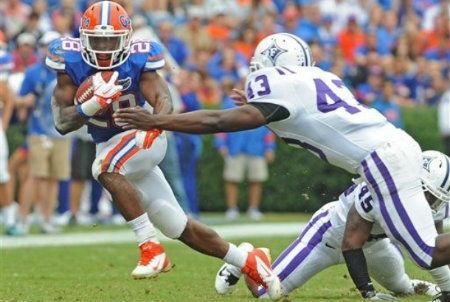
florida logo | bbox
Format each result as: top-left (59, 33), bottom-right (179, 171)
top-left (120, 15), bottom-right (131, 29)
top-left (118, 77), bottom-right (132, 91)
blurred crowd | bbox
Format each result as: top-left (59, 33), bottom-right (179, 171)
top-left (0, 0), bottom-right (449, 234)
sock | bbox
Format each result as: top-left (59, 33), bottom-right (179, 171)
top-left (223, 243), bottom-right (247, 269)
top-left (3, 203), bottom-right (16, 227)
top-left (430, 266), bottom-right (450, 292)
top-left (127, 213), bottom-right (158, 246)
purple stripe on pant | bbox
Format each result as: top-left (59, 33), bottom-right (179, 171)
top-left (258, 213), bottom-right (332, 297)
top-left (362, 157), bottom-right (431, 268)
top-left (272, 210), bottom-right (330, 269)
top-left (371, 153), bottom-right (434, 258)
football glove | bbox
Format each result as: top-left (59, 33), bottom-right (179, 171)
top-left (77, 71), bottom-right (123, 117)
top-left (364, 291), bottom-right (398, 300)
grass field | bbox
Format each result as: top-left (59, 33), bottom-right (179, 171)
top-left (0, 234), bottom-right (438, 302)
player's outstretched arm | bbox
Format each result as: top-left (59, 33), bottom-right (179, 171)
top-left (140, 71), bottom-right (173, 115)
top-left (114, 104), bottom-right (267, 134)
top-left (52, 73), bottom-right (86, 134)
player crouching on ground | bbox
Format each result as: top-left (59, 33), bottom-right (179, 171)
top-left (342, 150), bottom-right (450, 301)
top-left (214, 151), bottom-right (447, 300)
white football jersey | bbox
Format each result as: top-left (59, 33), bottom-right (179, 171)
top-left (320, 183), bottom-right (446, 248)
top-left (246, 66), bottom-right (398, 174)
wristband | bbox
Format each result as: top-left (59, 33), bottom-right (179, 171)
top-left (342, 249), bottom-right (375, 295)
top-left (77, 96), bottom-right (102, 117)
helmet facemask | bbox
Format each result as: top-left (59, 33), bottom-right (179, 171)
top-left (420, 150), bottom-right (450, 215)
top-left (80, 25), bottom-right (131, 70)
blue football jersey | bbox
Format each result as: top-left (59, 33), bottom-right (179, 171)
top-left (46, 37), bottom-right (165, 143)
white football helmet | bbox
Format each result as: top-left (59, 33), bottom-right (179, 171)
top-left (249, 33), bottom-right (313, 73)
top-left (421, 150), bottom-right (450, 213)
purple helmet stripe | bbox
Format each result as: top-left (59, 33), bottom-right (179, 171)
top-left (361, 158), bottom-right (431, 268)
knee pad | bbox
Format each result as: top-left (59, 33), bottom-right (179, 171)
top-left (147, 198), bottom-right (187, 239)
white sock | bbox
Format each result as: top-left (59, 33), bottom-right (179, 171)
top-left (127, 213), bottom-right (158, 246)
top-left (3, 203), bottom-right (17, 227)
top-left (223, 243), bottom-right (247, 269)
top-left (430, 266), bottom-right (450, 292)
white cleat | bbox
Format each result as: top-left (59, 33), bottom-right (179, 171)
top-left (412, 279), bottom-right (440, 296)
top-left (131, 241), bottom-right (172, 279)
top-left (215, 242), bottom-right (254, 294)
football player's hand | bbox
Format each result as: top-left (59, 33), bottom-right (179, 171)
top-left (230, 89), bottom-right (247, 106)
top-left (364, 291), bottom-right (397, 300)
top-left (93, 71), bottom-right (123, 107)
top-left (135, 129), bottom-right (162, 149)
top-left (114, 106), bottom-right (155, 130)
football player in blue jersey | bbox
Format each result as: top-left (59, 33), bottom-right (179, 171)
top-left (47, 2), bottom-right (282, 299)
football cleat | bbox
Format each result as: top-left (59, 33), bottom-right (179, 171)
top-left (431, 291), bottom-right (450, 302)
top-left (131, 241), bottom-right (172, 279)
top-left (215, 242), bottom-right (254, 294)
top-left (412, 279), bottom-right (440, 296)
top-left (241, 247), bottom-right (283, 301)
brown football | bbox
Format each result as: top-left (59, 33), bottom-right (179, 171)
top-left (74, 71), bottom-right (116, 104)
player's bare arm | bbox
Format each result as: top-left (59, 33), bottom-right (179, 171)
top-left (140, 71), bottom-right (173, 115)
top-left (341, 205), bottom-right (383, 299)
top-left (52, 72), bottom-right (86, 134)
top-left (114, 104), bottom-right (267, 133)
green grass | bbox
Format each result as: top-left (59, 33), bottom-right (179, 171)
top-left (0, 236), bottom-right (436, 302)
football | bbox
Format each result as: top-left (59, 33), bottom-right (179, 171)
top-left (74, 71), bottom-right (116, 105)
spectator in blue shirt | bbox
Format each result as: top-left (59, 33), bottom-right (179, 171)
top-left (372, 81), bottom-right (404, 128)
top-left (214, 79), bottom-right (276, 221)
top-left (158, 20), bottom-right (190, 67)
top-left (18, 31), bottom-right (71, 234)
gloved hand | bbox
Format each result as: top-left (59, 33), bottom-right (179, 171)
top-left (364, 290), bottom-right (398, 300)
top-left (77, 71), bottom-right (123, 117)
top-left (135, 129), bottom-right (162, 149)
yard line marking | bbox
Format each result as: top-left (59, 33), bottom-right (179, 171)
top-left (0, 222), bottom-right (306, 249)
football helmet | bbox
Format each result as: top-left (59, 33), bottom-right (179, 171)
top-left (249, 33), bottom-right (313, 73)
top-left (79, 1), bottom-right (132, 70)
top-left (421, 150), bottom-right (450, 213)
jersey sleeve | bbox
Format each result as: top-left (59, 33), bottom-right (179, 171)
top-left (352, 184), bottom-right (377, 223)
top-left (143, 41), bottom-right (165, 71)
top-left (45, 38), bottom-right (66, 72)
top-left (246, 68), bottom-right (298, 119)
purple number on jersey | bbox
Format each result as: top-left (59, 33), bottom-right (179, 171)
top-left (247, 74), bottom-right (271, 100)
top-left (314, 78), bottom-right (360, 114)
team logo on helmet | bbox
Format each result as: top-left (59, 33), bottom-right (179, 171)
top-left (82, 16), bottom-right (90, 28)
top-left (119, 15), bottom-right (131, 29)
top-left (422, 156), bottom-right (433, 173)
top-left (260, 41), bottom-right (287, 65)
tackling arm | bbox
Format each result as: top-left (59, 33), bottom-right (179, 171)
top-left (342, 204), bottom-right (378, 299)
top-left (52, 73), bottom-right (87, 134)
top-left (114, 104), bottom-right (268, 133)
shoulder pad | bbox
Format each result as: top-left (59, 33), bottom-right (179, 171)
top-left (130, 39), bottom-right (165, 71)
top-left (46, 37), bottom-right (82, 72)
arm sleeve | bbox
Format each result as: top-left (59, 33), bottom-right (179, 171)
top-left (45, 39), bottom-right (66, 72)
top-left (143, 41), bottom-right (165, 71)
